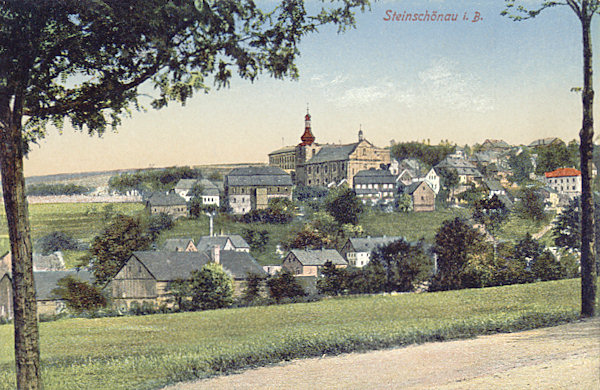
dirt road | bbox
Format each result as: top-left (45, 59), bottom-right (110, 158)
top-left (165, 318), bottom-right (600, 390)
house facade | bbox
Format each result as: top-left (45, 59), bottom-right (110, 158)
top-left (225, 166), bottom-right (293, 214)
top-left (162, 238), bottom-right (197, 252)
top-left (196, 235), bottom-right (250, 253)
top-left (281, 249), bottom-right (347, 277)
top-left (401, 181), bottom-right (436, 212)
top-left (145, 192), bottom-right (188, 218)
top-left (174, 179), bottom-right (198, 202)
top-left (339, 236), bottom-right (404, 267)
top-left (545, 168), bottom-right (581, 199)
top-left (353, 168), bottom-right (397, 204)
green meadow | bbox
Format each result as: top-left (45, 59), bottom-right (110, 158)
top-left (0, 278), bottom-right (590, 390)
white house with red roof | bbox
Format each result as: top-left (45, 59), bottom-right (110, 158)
top-left (545, 168), bottom-right (581, 199)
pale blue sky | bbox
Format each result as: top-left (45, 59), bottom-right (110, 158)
top-left (25, 1), bottom-right (599, 176)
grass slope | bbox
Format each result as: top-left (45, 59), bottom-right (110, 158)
top-left (0, 279), bottom-right (590, 390)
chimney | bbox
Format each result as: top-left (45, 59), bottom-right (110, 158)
top-left (212, 245), bottom-right (220, 264)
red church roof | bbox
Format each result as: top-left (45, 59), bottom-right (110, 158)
top-left (545, 168), bottom-right (581, 178)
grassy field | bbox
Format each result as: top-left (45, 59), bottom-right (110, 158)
top-left (0, 202), bottom-right (145, 247)
top-left (0, 278), bottom-right (590, 390)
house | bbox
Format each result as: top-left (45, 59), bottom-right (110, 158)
top-left (545, 168), bottom-right (581, 199)
top-left (480, 139), bottom-right (511, 152)
top-left (162, 238), bottom-right (197, 252)
top-left (268, 145), bottom-right (297, 176)
top-left (435, 156), bottom-right (483, 185)
top-left (145, 191), bottom-right (188, 218)
top-left (281, 249), bottom-right (347, 277)
top-left (225, 166), bottom-right (293, 214)
top-left (400, 181), bottom-right (436, 212)
top-left (528, 137), bottom-right (563, 149)
top-left (340, 236), bottom-right (404, 267)
top-left (196, 235), bottom-right (250, 253)
top-left (423, 168), bottom-right (441, 194)
top-left (105, 248), bottom-right (266, 307)
top-left (1, 251), bottom-right (65, 274)
top-left (483, 179), bottom-right (506, 197)
top-left (1, 270), bottom-right (93, 319)
top-left (174, 179), bottom-right (198, 202)
top-left (353, 168), bottom-right (397, 204)
top-left (197, 179), bottom-right (220, 207)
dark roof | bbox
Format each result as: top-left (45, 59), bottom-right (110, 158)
top-left (268, 145), bottom-right (296, 155)
top-left (484, 179), bottom-right (504, 192)
top-left (147, 191), bottom-right (187, 207)
top-left (400, 181), bottom-right (433, 195)
top-left (306, 144), bottom-right (357, 164)
top-left (219, 251), bottom-right (267, 278)
top-left (198, 179), bottom-right (220, 196)
top-left (353, 169), bottom-right (397, 185)
top-left (196, 235), bottom-right (250, 251)
top-left (162, 238), bottom-right (195, 252)
top-left (34, 270), bottom-right (93, 301)
top-left (174, 179), bottom-right (198, 191)
top-left (130, 251), bottom-right (210, 281)
top-left (289, 249), bottom-right (347, 266)
top-left (226, 166), bottom-right (292, 186)
top-left (346, 236), bottom-right (405, 253)
top-left (528, 137), bottom-right (562, 148)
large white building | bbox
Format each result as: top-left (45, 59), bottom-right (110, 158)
top-left (545, 168), bottom-right (581, 199)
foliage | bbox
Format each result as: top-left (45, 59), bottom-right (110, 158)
top-left (370, 239), bottom-right (432, 292)
top-left (89, 215), bottom-right (151, 285)
top-left (293, 186), bottom-right (329, 202)
top-left (534, 141), bottom-right (577, 175)
top-left (169, 279), bottom-right (192, 312)
top-left (241, 228), bottom-right (270, 253)
top-left (0, 279), bottom-right (589, 390)
top-left (26, 183), bottom-right (92, 196)
top-left (390, 142), bottom-right (455, 168)
top-left (36, 231), bottom-right (79, 255)
top-left (239, 198), bottom-right (295, 224)
top-left (473, 195), bottom-right (510, 234)
top-left (51, 276), bottom-right (107, 314)
top-left (507, 148), bottom-right (534, 184)
top-left (455, 184), bottom-right (487, 205)
top-left (316, 261), bottom-right (348, 295)
top-left (187, 182), bottom-right (205, 200)
top-left (395, 193), bottom-right (413, 212)
top-left (109, 167), bottom-right (202, 194)
top-left (146, 213), bottom-right (174, 240)
top-left (430, 218), bottom-right (487, 291)
top-left (266, 270), bottom-right (306, 303)
top-left (242, 272), bottom-right (266, 304)
top-left (531, 250), bottom-right (566, 282)
top-left (325, 187), bottom-right (363, 225)
top-left (516, 187), bottom-right (546, 221)
top-left (189, 263), bottom-right (234, 311)
top-left (552, 195), bottom-right (600, 262)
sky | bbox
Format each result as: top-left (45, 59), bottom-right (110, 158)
top-left (23, 0), bottom-right (600, 177)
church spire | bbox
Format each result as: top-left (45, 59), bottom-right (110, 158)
top-left (358, 124), bottom-right (364, 142)
top-left (300, 105), bottom-right (315, 146)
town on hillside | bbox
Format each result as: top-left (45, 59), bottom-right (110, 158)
top-left (0, 110), bottom-right (597, 320)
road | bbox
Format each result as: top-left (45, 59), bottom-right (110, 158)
top-left (164, 318), bottom-right (600, 390)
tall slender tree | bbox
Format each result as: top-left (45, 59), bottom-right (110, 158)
top-left (0, 1), bottom-right (369, 388)
top-left (502, 0), bottom-right (598, 317)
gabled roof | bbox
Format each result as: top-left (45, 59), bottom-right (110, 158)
top-left (269, 145), bottom-right (296, 155)
top-left (289, 249), bottom-right (347, 266)
top-left (482, 139), bottom-right (511, 149)
top-left (545, 168), bottom-right (581, 178)
top-left (162, 238), bottom-right (196, 252)
top-left (146, 191), bottom-right (187, 207)
top-left (346, 236), bottom-right (405, 253)
top-left (219, 250), bottom-right (267, 278)
top-left (196, 235), bottom-right (250, 251)
top-left (353, 169), bottom-right (397, 185)
top-left (306, 144), bottom-right (357, 164)
top-left (484, 179), bottom-right (504, 192)
top-left (400, 181), bottom-right (433, 195)
top-left (197, 179), bottom-right (220, 196)
top-left (174, 179), bottom-right (198, 191)
top-left (34, 270), bottom-right (93, 301)
top-left (529, 137), bottom-right (562, 148)
top-left (130, 251), bottom-right (211, 281)
top-left (226, 166), bottom-right (292, 186)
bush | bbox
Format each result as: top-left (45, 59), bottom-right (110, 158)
top-left (266, 270), bottom-right (306, 303)
top-left (242, 272), bottom-right (266, 303)
top-left (189, 263), bottom-right (234, 310)
top-left (36, 231), bottom-right (79, 255)
top-left (51, 276), bottom-right (107, 314)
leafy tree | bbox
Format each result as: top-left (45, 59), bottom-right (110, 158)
top-left (242, 272), bottom-right (266, 304)
top-left (189, 263), bottom-right (234, 311)
top-left (507, 148), bottom-right (534, 184)
top-left (266, 270), bottom-right (306, 303)
top-left (395, 193), bottom-right (412, 212)
top-left (325, 187), bottom-right (363, 225)
top-left (317, 261), bottom-right (348, 296)
top-left (51, 276), bottom-right (107, 314)
top-left (146, 213), bottom-right (174, 240)
top-left (169, 279), bottom-right (192, 312)
top-left (534, 141), bottom-right (576, 175)
top-left (531, 250), bottom-right (566, 281)
top-left (370, 239), bottom-right (431, 293)
top-left (346, 262), bottom-right (387, 294)
top-left (240, 198), bottom-right (295, 224)
top-left (430, 218), bottom-right (487, 291)
top-left (293, 186), bottom-right (329, 202)
top-left (89, 215), bottom-right (151, 285)
top-left (36, 231), bottom-right (79, 255)
top-left (473, 195), bottom-right (510, 235)
top-left (26, 183), bottom-right (92, 196)
top-left (503, 0), bottom-right (598, 317)
top-left (552, 196), bottom-right (600, 264)
top-left (281, 224), bottom-right (333, 251)
top-left (0, 2), bottom-right (369, 383)
top-left (516, 187), bottom-right (546, 221)
top-left (241, 228), bottom-right (270, 253)
top-left (390, 142), bottom-right (455, 168)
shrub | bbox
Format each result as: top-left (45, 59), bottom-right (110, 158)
top-left (51, 275), bottom-right (107, 314)
top-left (189, 263), bottom-right (234, 310)
top-left (266, 270), bottom-right (306, 303)
top-left (242, 272), bottom-right (266, 303)
top-left (36, 231), bottom-right (79, 255)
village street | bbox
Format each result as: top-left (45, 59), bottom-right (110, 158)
top-left (165, 318), bottom-right (600, 390)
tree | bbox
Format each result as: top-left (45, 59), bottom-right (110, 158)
top-left (502, 0), bottom-right (597, 317)
top-left (189, 263), bottom-right (234, 311)
top-left (531, 250), bottom-right (566, 281)
top-left (242, 272), bottom-right (266, 304)
top-left (89, 215), bottom-right (151, 286)
top-left (370, 239), bottom-right (431, 293)
top-left (51, 276), bottom-right (107, 315)
top-left (146, 213), bottom-right (174, 241)
top-left (241, 228), bottom-right (270, 253)
top-left (266, 270), bottom-right (306, 303)
top-left (516, 187), bottom-right (546, 221)
top-left (0, 1), bottom-right (369, 385)
top-left (507, 148), bottom-right (534, 183)
top-left (317, 261), bottom-right (348, 295)
top-left (473, 195), bottom-right (510, 235)
top-left (430, 218), bottom-right (487, 291)
top-left (325, 187), bottom-right (363, 225)
top-left (169, 278), bottom-right (192, 312)
top-left (36, 231), bottom-right (79, 255)
top-left (534, 141), bottom-right (576, 175)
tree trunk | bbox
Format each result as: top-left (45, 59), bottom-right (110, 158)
top-left (0, 107), bottom-right (41, 388)
top-left (579, 8), bottom-right (596, 318)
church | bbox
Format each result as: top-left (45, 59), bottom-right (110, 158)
top-left (268, 110), bottom-right (390, 187)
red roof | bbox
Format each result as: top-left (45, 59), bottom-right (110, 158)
top-left (545, 168), bottom-right (581, 178)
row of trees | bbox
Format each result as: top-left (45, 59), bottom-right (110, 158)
top-left (26, 183), bottom-right (92, 196)
top-left (108, 166), bottom-right (203, 194)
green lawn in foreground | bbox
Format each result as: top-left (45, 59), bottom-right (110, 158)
top-left (0, 278), bottom-right (590, 390)
top-left (0, 202), bottom-right (144, 245)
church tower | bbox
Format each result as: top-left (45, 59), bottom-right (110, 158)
top-left (299, 107), bottom-right (315, 146)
